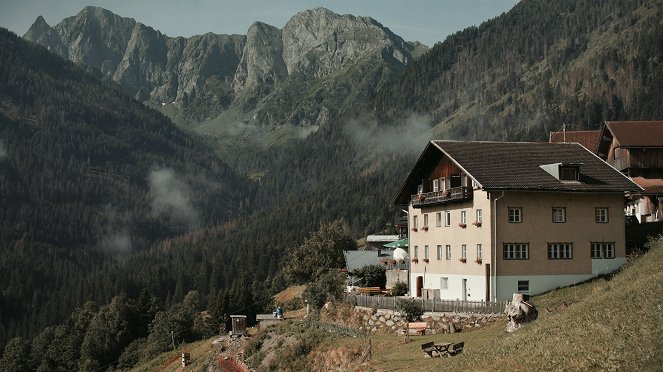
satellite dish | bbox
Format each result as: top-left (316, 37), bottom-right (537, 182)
top-left (393, 247), bottom-right (408, 261)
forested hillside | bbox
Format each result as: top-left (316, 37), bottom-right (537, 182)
top-left (3, 0), bottom-right (663, 367)
top-left (370, 0), bottom-right (663, 140)
top-left (0, 27), bottom-right (254, 348)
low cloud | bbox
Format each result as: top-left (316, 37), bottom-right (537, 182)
top-left (345, 113), bottom-right (435, 157)
top-left (149, 168), bottom-right (198, 228)
top-left (101, 231), bottom-right (132, 254)
top-left (0, 140), bottom-right (7, 159)
top-left (98, 206), bottom-right (133, 255)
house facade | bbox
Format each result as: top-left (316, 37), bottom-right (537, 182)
top-left (597, 120), bottom-right (663, 223)
top-left (393, 141), bottom-right (641, 301)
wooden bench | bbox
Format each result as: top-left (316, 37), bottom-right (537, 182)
top-left (408, 322), bottom-right (428, 335)
top-left (447, 341), bottom-right (464, 356)
top-left (358, 287), bottom-right (383, 295)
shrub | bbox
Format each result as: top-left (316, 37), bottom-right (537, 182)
top-left (397, 299), bottom-right (424, 322)
top-left (352, 264), bottom-right (387, 288)
top-left (391, 280), bottom-right (408, 296)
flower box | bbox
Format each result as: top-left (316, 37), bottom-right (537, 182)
top-left (458, 223), bottom-right (467, 228)
top-left (422, 226), bottom-right (429, 231)
top-left (411, 227), bottom-right (418, 232)
top-left (411, 258), bottom-right (419, 263)
top-left (423, 258), bottom-right (430, 263)
top-left (472, 221), bottom-right (482, 227)
top-left (459, 257), bottom-right (467, 263)
top-left (474, 258), bottom-right (482, 264)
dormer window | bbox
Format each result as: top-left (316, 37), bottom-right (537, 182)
top-left (559, 166), bottom-right (579, 181)
top-left (540, 162), bottom-right (582, 182)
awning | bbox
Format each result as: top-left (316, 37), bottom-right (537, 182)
top-left (383, 238), bottom-right (408, 248)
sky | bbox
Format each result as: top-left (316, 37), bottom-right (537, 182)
top-left (0, 0), bottom-right (519, 47)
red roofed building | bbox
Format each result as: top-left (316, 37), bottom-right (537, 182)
top-left (597, 120), bottom-right (663, 223)
top-left (549, 129), bottom-right (601, 153)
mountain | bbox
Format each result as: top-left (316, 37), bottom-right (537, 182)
top-left (368, 0), bottom-right (663, 140)
top-left (24, 7), bottom-right (422, 136)
top-left (0, 26), bottom-right (253, 348)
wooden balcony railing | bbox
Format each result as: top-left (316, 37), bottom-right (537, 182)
top-left (411, 186), bottom-right (472, 208)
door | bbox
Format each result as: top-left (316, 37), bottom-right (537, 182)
top-left (462, 279), bottom-right (468, 301)
top-left (416, 276), bottom-right (423, 297)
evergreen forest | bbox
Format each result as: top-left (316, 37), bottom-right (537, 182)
top-left (2, 0), bottom-right (663, 369)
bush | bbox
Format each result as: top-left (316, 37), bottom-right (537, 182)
top-left (352, 264), bottom-right (386, 288)
top-left (391, 280), bottom-right (408, 296)
top-left (397, 299), bottom-right (423, 322)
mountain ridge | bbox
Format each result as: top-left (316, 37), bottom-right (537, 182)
top-left (24, 6), bottom-right (425, 131)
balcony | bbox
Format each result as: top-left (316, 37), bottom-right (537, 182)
top-left (411, 186), bottom-right (472, 208)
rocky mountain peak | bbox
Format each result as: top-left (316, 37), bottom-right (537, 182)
top-left (23, 6), bottom-right (416, 129)
top-left (281, 7), bottom-right (409, 78)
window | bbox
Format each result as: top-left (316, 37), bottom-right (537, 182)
top-left (436, 212), bottom-right (442, 227)
top-left (441, 277), bottom-right (449, 290)
top-left (424, 245), bottom-right (429, 259)
top-left (552, 207), bottom-right (566, 223)
top-left (595, 208), bottom-right (609, 223)
top-left (436, 245), bottom-right (442, 260)
top-left (517, 280), bottom-right (530, 292)
top-left (414, 246), bottom-right (418, 259)
top-left (460, 211), bottom-right (467, 225)
top-left (440, 177), bottom-right (446, 191)
top-left (548, 243), bottom-right (573, 259)
top-left (559, 166), bottom-right (579, 181)
top-left (433, 179), bottom-right (439, 192)
top-left (461, 174), bottom-right (468, 187)
top-left (445, 245), bottom-right (451, 260)
top-left (445, 211), bottom-right (451, 227)
top-left (461, 244), bottom-right (467, 259)
top-left (477, 244), bottom-right (482, 259)
top-left (508, 207), bottom-right (522, 223)
top-left (423, 214), bottom-right (429, 228)
top-left (503, 243), bottom-right (529, 260)
top-left (417, 184), bottom-right (423, 194)
top-left (476, 209), bottom-right (482, 224)
top-left (412, 215), bottom-right (418, 229)
top-left (591, 242), bottom-right (615, 259)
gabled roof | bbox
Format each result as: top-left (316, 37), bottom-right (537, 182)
top-left (631, 177), bottom-right (663, 194)
top-left (343, 250), bottom-right (380, 272)
top-left (549, 130), bottom-right (601, 153)
top-left (604, 121), bottom-right (663, 147)
top-left (393, 141), bottom-right (641, 204)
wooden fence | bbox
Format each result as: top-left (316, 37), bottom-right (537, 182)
top-left (353, 294), bottom-right (508, 314)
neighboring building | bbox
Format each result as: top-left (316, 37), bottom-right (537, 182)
top-left (365, 235), bottom-right (400, 251)
top-left (597, 120), bottom-right (663, 223)
top-left (549, 129), bottom-right (601, 153)
top-left (393, 141), bottom-right (641, 301)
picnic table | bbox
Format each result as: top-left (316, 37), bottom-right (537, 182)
top-left (421, 341), bottom-right (451, 357)
top-left (421, 341), bottom-right (464, 357)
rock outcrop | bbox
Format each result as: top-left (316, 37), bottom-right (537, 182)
top-left (505, 293), bottom-right (538, 332)
top-left (23, 6), bottom-right (424, 128)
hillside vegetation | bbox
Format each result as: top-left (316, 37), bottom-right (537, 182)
top-left (370, 0), bottom-right (663, 140)
top-left (235, 239), bottom-right (661, 371)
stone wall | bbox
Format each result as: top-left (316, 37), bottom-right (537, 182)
top-left (349, 306), bottom-right (504, 335)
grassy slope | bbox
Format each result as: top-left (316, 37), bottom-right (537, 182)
top-left (334, 241), bottom-right (663, 371)
top-left (132, 241), bottom-right (663, 371)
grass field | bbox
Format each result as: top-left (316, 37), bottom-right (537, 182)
top-left (318, 240), bottom-right (663, 371)
top-left (133, 239), bottom-right (663, 371)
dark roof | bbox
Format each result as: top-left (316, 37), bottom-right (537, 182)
top-left (605, 121), bottom-right (663, 147)
top-left (393, 141), bottom-right (641, 204)
top-left (549, 130), bottom-right (601, 153)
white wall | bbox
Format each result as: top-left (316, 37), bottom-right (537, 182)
top-left (409, 272), bottom-right (486, 301)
